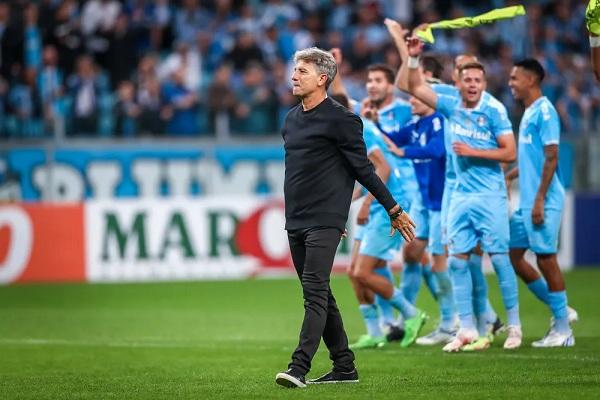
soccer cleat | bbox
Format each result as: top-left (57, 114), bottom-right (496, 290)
top-left (503, 325), bottom-right (522, 350)
top-left (400, 310), bottom-right (428, 348)
top-left (349, 334), bottom-right (386, 350)
top-left (587, 0), bottom-right (600, 35)
top-left (461, 334), bottom-right (492, 352)
top-left (276, 368), bottom-right (306, 388)
top-left (416, 327), bottom-right (456, 345)
top-left (385, 324), bottom-right (405, 343)
top-left (443, 328), bottom-right (479, 352)
top-left (307, 369), bottom-right (359, 385)
top-left (488, 317), bottom-right (506, 337)
top-left (532, 329), bottom-right (575, 348)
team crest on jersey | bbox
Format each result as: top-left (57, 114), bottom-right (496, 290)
top-left (477, 116), bottom-right (486, 127)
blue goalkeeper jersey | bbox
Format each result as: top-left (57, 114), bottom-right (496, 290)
top-left (518, 96), bottom-right (565, 210)
top-left (384, 112), bottom-right (446, 210)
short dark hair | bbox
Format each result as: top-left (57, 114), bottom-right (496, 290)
top-left (367, 64), bottom-right (395, 84)
top-left (420, 55), bottom-right (443, 79)
top-left (514, 58), bottom-right (545, 83)
top-left (458, 61), bottom-right (486, 76)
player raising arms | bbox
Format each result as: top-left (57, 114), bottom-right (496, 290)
top-left (506, 59), bottom-right (578, 347)
top-left (386, 19), bottom-right (504, 349)
top-left (586, 0), bottom-right (600, 82)
top-left (399, 34), bottom-right (522, 352)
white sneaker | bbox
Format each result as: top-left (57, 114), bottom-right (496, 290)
top-left (503, 325), bottom-right (522, 350)
top-left (532, 329), bottom-right (575, 348)
top-left (443, 328), bottom-right (478, 352)
top-left (416, 327), bottom-right (456, 346)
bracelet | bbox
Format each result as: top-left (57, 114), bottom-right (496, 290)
top-left (407, 56), bottom-right (420, 69)
top-left (590, 36), bottom-right (600, 48)
top-left (388, 208), bottom-right (404, 220)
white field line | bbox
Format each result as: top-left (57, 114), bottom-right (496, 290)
top-left (0, 338), bottom-right (598, 363)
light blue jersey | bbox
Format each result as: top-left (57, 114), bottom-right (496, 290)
top-left (375, 99), bottom-right (419, 198)
top-left (517, 96), bottom-right (565, 210)
top-left (437, 93), bottom-right (513, 194)
top-left (362, 118), bottom-right (410, 211)
top-left (359, 118), bottom-right (406, 260)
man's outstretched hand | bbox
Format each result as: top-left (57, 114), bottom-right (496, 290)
top-left (388, 205), bottom-right (416, 241)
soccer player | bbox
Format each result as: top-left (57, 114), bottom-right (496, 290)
top-left (386, 19), bottom-right (503, 348)
top-left (276, 47), bottom-right (415, 388)
top-left (362, 63), bottom-right (440, 322)
top-left (383, 96), bottom-right (457, 345)
top-left (329, 49), bottom-right (422, 346)
top-left (506, 59), bottom-right (577, 347)
top-left (587, 0), bottom-right (600, 82)
top-left (400, 35), bottom-right (522, 352)
top-left (347, 99), bottom-right (416, 349)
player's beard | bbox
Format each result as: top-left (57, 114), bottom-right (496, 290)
top-left (369, 96), bottom-right (385, 108)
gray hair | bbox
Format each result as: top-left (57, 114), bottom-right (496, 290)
top-left (293, 47), bottom-right (337, 89)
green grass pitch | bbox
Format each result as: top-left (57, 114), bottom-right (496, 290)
top-left (1, 269), bottom-right (599, 399)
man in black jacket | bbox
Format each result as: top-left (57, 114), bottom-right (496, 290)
top-left (275, 47), bottom-right (416, 389)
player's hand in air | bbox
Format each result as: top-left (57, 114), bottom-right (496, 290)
top-left (406, 36), bottom-right (425, 57)
top-left (388, 205), bottom-right (416, 242)
top-left (384, 18), bottom-right (409, 43)
top-left (586, 0), bottom-right (600, 35)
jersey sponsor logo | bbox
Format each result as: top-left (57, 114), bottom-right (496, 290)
top-left (451, 122), bottom-right (492, 141)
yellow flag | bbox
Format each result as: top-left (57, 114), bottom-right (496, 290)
top-left (415, 5), bottom-right (526, 44)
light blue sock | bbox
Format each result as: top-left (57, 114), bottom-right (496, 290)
top-left (359, 304), bottom-right (382, 337)
top-left (433, 270), bottom-right (455, 331)
top-left (491, 254), bottom-right (520, 327)
top-left (390, 288), bottom-right (417, 319)
top-left (374, 266), bottom-right (396, 326)
top-left (400, 262), bottom-right (422, 304)
top-left (548, 291), bottom-right (570, 333)
top-left (527, 277), bottom-right (550, 305)
top-left (449, 256), bottom-right (475, 330)
top-left (468, 254), bottom-right (489, 320)
top-left (422, 263), bottom-right (439, 301)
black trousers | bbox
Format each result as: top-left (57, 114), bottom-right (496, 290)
top-left (287, 226), bottom-right (355, 375)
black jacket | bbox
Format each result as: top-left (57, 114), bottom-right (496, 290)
top-left (282, 97), bottom-right (397, 231)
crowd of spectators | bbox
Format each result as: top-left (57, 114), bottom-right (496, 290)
top-left (0, 0), bottom-right (596, 138)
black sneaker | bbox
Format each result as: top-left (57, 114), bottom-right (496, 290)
top-left (386, 325), bottom-right (405, 342)
top-left (275, 368), bottom-right (306, 388)
top-left (307, 369), bottom-right (359, 385)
